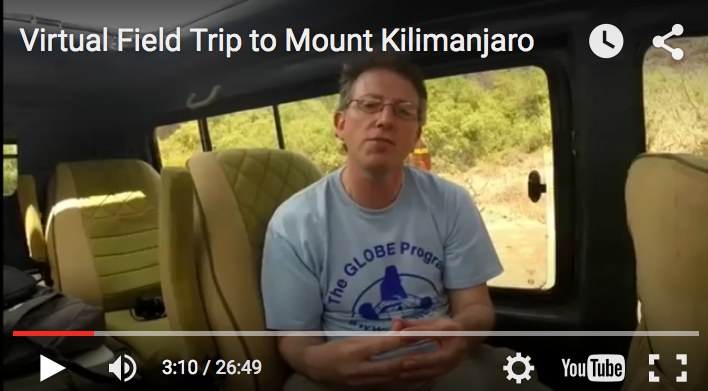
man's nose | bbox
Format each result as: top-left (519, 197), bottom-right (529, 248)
top-left (375, 105), bottom-right (396, 128)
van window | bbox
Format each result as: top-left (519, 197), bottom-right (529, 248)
top-left (426, 67), bottom-right (554, 290)
top-left (155, 121), bottom-right (203, 167)
top-left (279, 94), bottom-right (343, 173)
top-left (208, 106), bottom-right (280, 150)
top-left (3, 144), bottom-right (18, 196)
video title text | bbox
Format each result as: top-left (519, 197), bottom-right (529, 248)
top-left (20, 27), bottom-right (534, 58)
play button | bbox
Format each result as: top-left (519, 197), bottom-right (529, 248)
top-left (40, 355), bottom-right (65, 381)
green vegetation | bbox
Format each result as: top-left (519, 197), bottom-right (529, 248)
top-left (156, 66), bottom-right (553, 172)
top-left (3, 145), bottom-right (17, 196)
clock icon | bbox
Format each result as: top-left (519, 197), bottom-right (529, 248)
top-left (589, 24), bottom-right (624, 59)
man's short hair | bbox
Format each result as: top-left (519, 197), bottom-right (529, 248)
top-left (336, 54), bottom-right (428, 122)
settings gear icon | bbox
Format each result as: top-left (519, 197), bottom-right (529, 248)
top-left (503, 352), bottom-right (535, 384)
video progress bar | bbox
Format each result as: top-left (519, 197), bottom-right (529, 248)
top-left (13, 331), bottom-right (701, 337)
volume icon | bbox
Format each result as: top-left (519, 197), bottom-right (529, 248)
top-left (108, 354), bottom-right (137, 382)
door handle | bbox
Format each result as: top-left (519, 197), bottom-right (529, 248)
top-left (527, 170), bottom-right (547, 203)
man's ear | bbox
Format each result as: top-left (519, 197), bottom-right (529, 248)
top-left (334, 111), bottom-right (345, 137)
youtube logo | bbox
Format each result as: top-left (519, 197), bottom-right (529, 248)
top-left (40, 355), bottom-right (65, 381)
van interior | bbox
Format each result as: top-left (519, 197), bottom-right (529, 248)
top-left (3, 0), bottom-right (707, 391)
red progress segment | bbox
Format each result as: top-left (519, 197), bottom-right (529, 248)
top-left (13, 331), bottom-right (95, 337)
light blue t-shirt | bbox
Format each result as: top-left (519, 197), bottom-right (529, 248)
top-left (260, 166), bottom-right (503, 337)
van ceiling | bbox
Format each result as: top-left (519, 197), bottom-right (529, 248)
top-left (3, 0), bottom-right (246, 32)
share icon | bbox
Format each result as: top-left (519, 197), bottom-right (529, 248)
top-left (652, 24), bottom-right (684, 60)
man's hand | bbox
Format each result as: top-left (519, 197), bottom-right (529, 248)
top-left (303, 320), bottom-right (412, 386)
top-left (397, 318), bottom-right (469, 381)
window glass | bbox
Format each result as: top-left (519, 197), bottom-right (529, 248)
top-left (155, 121), bottom-right (202, 167)
top-left (426, 67), bottom-right (554, 290)
top-left (208, 106), bottom-right (280, 150)
top-left (3, 144), bottom-right (18, 196)
top-left (279, 94), bottom-right (343, 173)
top-left (643, 36), bottom-right (708, 155)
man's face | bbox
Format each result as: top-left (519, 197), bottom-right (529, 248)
top-left (334, 68), bottom-right (422, 173)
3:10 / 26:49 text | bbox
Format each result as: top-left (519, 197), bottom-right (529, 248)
top-left (162, 359), bottom-right (262, 375)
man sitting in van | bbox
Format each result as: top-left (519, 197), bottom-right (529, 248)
top-left (261, 54), bottom-right (550, 391)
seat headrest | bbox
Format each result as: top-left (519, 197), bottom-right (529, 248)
top-left (49, 159), bottom-right (161, 217)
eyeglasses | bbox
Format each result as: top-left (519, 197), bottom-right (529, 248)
top-left (349, 97), bottom-right (419, 121)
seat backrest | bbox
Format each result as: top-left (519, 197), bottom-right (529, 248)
top-left (158, 167), bottom-right (217, 360)
top-left (45, 159), bottom-right (162, 310)
top-left (17, 175), bottom-right (48, 262)
top-left (187, 149), bottom-right (322, 391)
top-left (622, 153), bottom-right (707, 391)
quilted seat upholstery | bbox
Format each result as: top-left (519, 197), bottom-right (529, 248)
top-left (44, 159), bottom-right (188, 368)
top-left (187, 148), bottom-right (322, 391)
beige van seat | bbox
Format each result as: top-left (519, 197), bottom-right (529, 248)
top-left (45, 159), bottom-right (187, 367)
top-left (16, 175), bottom-right (48, 263)
top-left (187, 149), bottom-right (322, 391)
top-left (158, 167), bottom-right (217, 361)
top-left (622, 153), bottom-right (707, 391)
